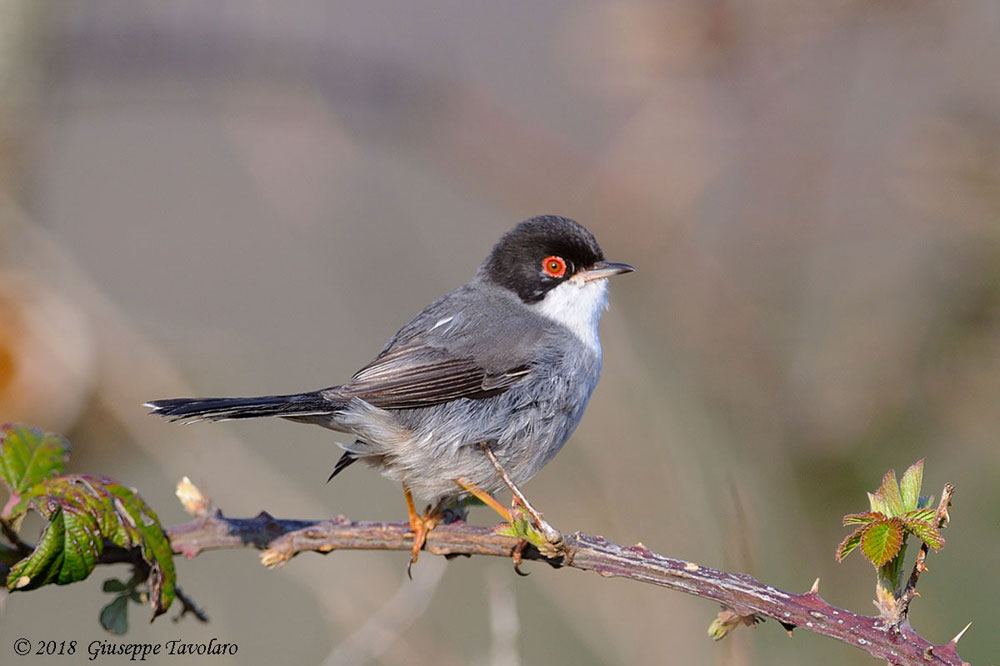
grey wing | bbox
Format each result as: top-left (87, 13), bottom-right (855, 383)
top-left (328, 343), bottom-right (531, 409)
top-left (326, 282), bottom-right (551, 410)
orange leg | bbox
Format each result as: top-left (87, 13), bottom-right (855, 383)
top-left (477, 442), bottom-right (561, 547)
top-left (454, 478), bottom-right (511, 522)
top-left (455, 477), bottom-right (536, 574)
top-left (403, 484), bottom-right (442, 573)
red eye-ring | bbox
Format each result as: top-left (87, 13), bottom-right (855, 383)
top-left (542, 256), bottom-right (567, 278)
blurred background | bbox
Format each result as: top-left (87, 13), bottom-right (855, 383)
top-left (0, 1), bottom-right (997, 664)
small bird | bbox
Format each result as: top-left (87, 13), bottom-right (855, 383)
top-left (147, 216), bottom-right (633, 564)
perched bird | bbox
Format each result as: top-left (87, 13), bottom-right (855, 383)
top-left (147, 216), bottom-right (633, 564)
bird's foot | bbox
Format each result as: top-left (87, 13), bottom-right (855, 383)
top-left (494, 500), bottom-right (562, 559)
top-left (407, 509), bottom-right (440, 572)
top-left (510, 539), bottom-right (530, 576)
top-left (473, 442), bottom-right (564, 561)
top-left (403, 485), bottom-right (444, 577)
top-left (454, 477), bottom-right (555, 569)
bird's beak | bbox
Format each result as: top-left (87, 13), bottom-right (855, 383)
top-left (579, 260), bottom-right (635, 282)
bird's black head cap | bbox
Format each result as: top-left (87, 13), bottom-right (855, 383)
top-left (479, 216), bottom-right (605, 303)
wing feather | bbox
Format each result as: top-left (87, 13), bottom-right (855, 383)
top-left (327, 343), bottom-right (530, 409)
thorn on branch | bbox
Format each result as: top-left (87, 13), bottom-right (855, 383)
top-left (950, 622), bottom-right (971, 645)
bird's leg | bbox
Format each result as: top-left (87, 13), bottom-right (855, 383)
top-left (454, 477), bottom-right (511, 522)
top-left (454, 477), bottom-right (533, 573)
top-left (403, 484), bottom-right (443, 576)
top-left (478, 442), bottom-right (562, 549)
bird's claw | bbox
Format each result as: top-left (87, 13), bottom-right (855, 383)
top-left (407, 507), bottom-right (440, 577)
top-left (494, 503), bottom-right (562, 560)
top-left (511, 539), bottom-right (530, 576)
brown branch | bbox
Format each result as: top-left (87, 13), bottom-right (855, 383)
top-left (897, 483), bottom-right (954, 624)
top-left (172, 587), bottom-right (209, 624)
top-left (0, 518), bottom-right (33, 558)
top-left (165, 512), bottom-right (968, 666)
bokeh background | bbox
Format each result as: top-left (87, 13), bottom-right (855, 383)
top-left (1, 2), bottom-right (998, 664)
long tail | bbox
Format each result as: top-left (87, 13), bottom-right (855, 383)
top-left (145, 391), bottom-right (338, 422)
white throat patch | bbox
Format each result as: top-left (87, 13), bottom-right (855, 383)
top-left (532, 276), bottom-right (608, 353)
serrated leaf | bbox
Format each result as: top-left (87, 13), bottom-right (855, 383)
top-left (901, 518), bottom-right (945, 550)
top-left (7, 504), bottom-right (101, 588)
top-left (100, 594), bottom-right (129, 634)
top-left (861, 518), bottom-right (904, 568)
top-left (867, 491), bottom-right (887, 515)
top-left (902, 508), bottom-right (936, 523)
top-left (843, 511), bottom-right (885, 526)
top-left (899, 459), bottom-right (924, 511)
top-left (872, 470), bottom-right (905, 516)
top-left (835, 526), bottom-right (865, 562)
top-left (102, 578), bottom-right (128, 593)
top-left (6, 474), bottom-right (175, 619)
top-left (0, 424), bottom-right (71, 496)
top-left (103, 481), bottom-right (175, 616)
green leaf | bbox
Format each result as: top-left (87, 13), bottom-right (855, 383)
top-left (495, 515), bottom-right (546, 549)
top-left (901, 518), bottom-right (945, 550)
top-left (0, 424), bottom-right (71, 496)
top-left (870, 469), bottom-right (905, 516)
top-left (6, 474), bottom-right (175, 619)
top-left (102, 578), bottom-right (128, 593)
top-left (7, 503), bottom-right (101, 589)
top-left (880, 539), bottom-right (908, 592)
top-left (102, 481), bottom-right (176, 617)
top-left (902, 508), bottom-right (936, 523)
top-left (100, 594), bottom-right (129, 634)
top-left (835, 526), bottom-right (865, 562)
top-left (493, 506), bottom-right (559, 558)
top-left (843, 511), bottom-right (884, 526)
top-left (899, 459), bottom-right (924, 511)
top-left (861, 518), bottom-right (905, 568)
top-left (866, 491), bottom-right (886, 515)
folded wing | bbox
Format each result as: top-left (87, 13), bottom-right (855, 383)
top-left (327, 343), bottom-right (531, 409)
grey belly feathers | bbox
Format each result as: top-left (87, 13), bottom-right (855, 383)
top-left (313, 281), bottom-right (603, 501)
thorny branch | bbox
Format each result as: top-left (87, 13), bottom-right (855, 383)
top-left (896, 483), bottom-right (954, 626)
top-left (164, 489), bottom-right (968, 666)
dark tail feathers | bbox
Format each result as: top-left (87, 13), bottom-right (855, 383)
top-left (327, 450), bottom-right (359, 482)
top-left (146, 391), bottom-right (336, 422)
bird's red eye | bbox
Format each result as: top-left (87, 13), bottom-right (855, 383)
top-left (542, 256), bottom-right (567, 278)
